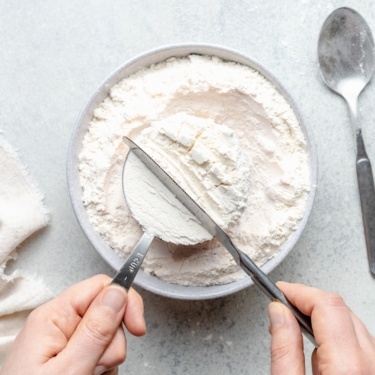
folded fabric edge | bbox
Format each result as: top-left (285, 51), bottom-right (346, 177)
top-left (0, 136), bottom-right (50, 226)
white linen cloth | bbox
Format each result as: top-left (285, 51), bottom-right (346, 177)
top-left (0, 137), bottom-right (54, 366)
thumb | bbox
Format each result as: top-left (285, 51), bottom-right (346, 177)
top-left (58, 284), bottom-right (127, 374)
top-left (268, 302), bottom-right (305, 375)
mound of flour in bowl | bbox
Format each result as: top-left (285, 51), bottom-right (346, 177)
top-left (123, 112), bottom-right (251, 245)
top-left (79, 54), bottom-right (310, 287)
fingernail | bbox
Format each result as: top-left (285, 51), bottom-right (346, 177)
top-left (268, 302), bottom-right (285, 328)
top-left (102, 285), bottom-right (127, 313)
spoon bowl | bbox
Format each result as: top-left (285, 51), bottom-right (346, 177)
top-left (318, 7), bottom-right (375, 124)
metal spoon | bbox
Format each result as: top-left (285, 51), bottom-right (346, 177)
top-left (318, 7), bottom-right (375, 277)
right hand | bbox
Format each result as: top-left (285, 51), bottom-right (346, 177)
top-left (268, 282), bottom-right (375, 375)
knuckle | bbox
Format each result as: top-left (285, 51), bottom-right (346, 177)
top-left (318, 352), bottom-right (369, 375)
top-left (111, 348), bottom-right (127, 367)
top-left (97, 351), bottom-right (126, 373)
top-left (26, 304), bottom-right (52, 326)
top-left (322, 292), bottom-right (346, 307)
top-left (271, 343), bottom-right (302, 375)
top-left (26, 306), bottom-right (40, 324)
top-left (83, 316), bottom-right (113, 345)
top-left (117, 348), bottom-right (127, 364)
top-left (271, 342), bottom-right (292, 363)
top-left (338, 364), bottom-right (368, 375)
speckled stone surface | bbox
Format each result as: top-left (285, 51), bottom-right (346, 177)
top-left (1, 1), bottom-right (375, 374)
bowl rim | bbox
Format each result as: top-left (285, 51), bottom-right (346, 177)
top-left (67, 42), bottom-right (318, 300)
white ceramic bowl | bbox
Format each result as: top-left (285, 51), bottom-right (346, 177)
top-left (67, 44), bottom-right (317, 300)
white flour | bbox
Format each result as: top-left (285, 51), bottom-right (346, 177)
top-left (123, 113), bottom-right (250, 245)
top-left (79, 54), bottom-right (310, 286)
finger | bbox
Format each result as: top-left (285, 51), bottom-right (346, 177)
top-left (268, 302), bottom-right (305, 375)
top-left (276, 282), bottom-right (347, 317)
top-left (52, 274), bottom-right (112, 322)
top-left (349, 310), bottom-right (375, 348)
top-left (124, 288), bottom-right (146, 336)
top-left (277, 282), bottom-right (362, 370)
top-left (96, 326), bottom-right (126, 374)
top-left (6, 274), bottom-right (112, 364)
top-left (54, 284), bottom-right (128, 374)
top-left (40, 274), bottom-right (112, 339)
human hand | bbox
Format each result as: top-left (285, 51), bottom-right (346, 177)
top-left (1, 274), bottom-right (146, 375)
top-left (268, 282), bottom-right (375, 375)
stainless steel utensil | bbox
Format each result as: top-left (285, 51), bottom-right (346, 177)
top-left (318, 7), bottom-right (375, 277)
top-left (111, 231), bottom-right (154, 291)
top-left (111, 141), bottom-right (211, 290)
top-left (113, 136), bottom-right (317, 347)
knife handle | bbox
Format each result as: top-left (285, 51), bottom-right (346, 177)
top-left (356, 129), bottom-right (375, 278)
top-left (237, 250), bottom-right (317, 347)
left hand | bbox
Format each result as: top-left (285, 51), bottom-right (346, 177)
top-left (1, 274), bottom-right (146, 375)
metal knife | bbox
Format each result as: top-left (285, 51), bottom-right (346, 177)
top-left (121, 136), bottom-right (316, 347)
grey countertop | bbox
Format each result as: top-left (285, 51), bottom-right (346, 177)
top-left (1, 1), bottom-right (375, 374)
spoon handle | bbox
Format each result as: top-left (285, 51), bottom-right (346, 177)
top-left (356, 129), bottom-right (375, 278)
top-left (112, 232), bottom-right (154, 290)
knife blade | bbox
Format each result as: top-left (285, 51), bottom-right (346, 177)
top-left (123, 136), bottom-right (316, 347)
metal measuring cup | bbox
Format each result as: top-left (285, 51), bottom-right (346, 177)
top-left (111, 146), bottom-right (210, 290)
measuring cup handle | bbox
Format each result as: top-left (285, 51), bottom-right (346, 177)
top-left (112, 232), bottom-right (154, 290)
top-left (356, 129), bottom-right (375, 278)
